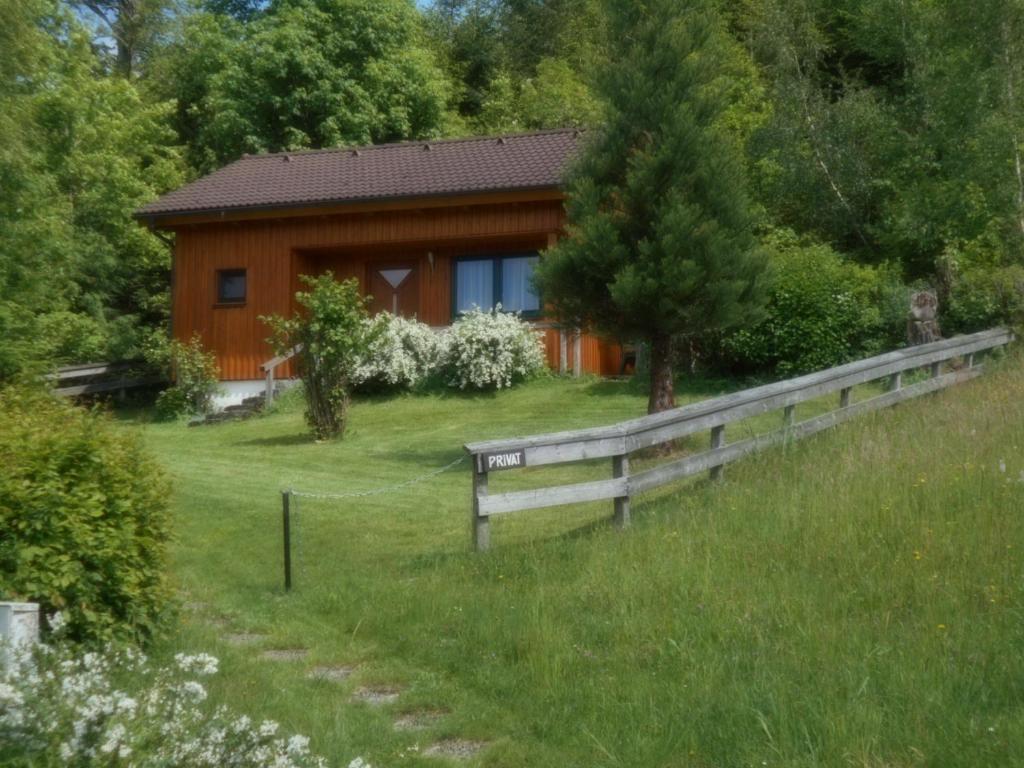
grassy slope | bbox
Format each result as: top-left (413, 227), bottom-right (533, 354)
top-left (134, 358), bottom-right (1024, 768)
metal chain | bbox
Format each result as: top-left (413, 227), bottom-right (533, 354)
top-left (288, 454), bottom-right (467, 500)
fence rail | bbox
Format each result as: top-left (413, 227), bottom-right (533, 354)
top-left (260, 345), bottom-right (301, 406)
top-left (47, 361), bottom-right (161, 398)
top-left (464, 327), bottom-right (1014, 551)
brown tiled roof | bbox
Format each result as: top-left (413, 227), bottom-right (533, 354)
top-left (136, 128), bottom-right (583, 220)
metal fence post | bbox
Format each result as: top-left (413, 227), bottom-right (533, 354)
top-left (282, 490), bottom-right (293, 591)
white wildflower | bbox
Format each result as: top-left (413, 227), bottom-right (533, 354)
top-left (174, 652), bottom-right (219, 675)
top-left (178, 680), bottom-right (207, 702)
top-left (99, 723), bottom-right (127, 754)
top-left (2, 639), bottom-right (326, 767)
top-left (259, 719), bottom-right (280, 737)
top-left (47, 611), bottom-right (67, 634)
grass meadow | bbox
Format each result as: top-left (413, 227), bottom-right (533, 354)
top-left (128, 352), bottom-right (1024, 768)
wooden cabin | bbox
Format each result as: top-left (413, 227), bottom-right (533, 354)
top-left (136, 129), bottom-right (621, 403)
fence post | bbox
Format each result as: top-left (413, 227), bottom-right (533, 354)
top-left (783, 404), bottom-right (796, 428)
top-left (613, 454), bottom-right (630, 528)
top-left (967, 352), bottom-right (976, 369)
top-left (472, 462), bottom-right (490, 552)
top-left (0, 602), bottom-right (40, 672)
top-left (281, 490), bottom-right (292, 591)
top-left (840, 387), bottom-right (852, 408)
top-left (889, 371), bottom-right (903, 391)
top-left (930, 361), bottom-right (941, 378)
top-left (709, 425), bottom-right (725, 481)
top-left (265, 368), bottom-right (275, 407)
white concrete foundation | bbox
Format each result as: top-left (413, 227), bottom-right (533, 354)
top-left (212, 379), bottom-right (300, 410)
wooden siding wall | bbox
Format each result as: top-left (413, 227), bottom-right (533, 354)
top-left (171, 199), bottom-right (619, 380)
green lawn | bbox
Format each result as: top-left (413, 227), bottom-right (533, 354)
top-left (131, 357), bottom-right (1024, 768)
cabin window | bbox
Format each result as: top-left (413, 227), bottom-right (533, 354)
top-left (453, 253), bottom-right (540, 316)
top-left (216, 269), bottom-right (246, 305)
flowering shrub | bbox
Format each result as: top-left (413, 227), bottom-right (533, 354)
top-left (0, 623), bottom-right (367, 768)
top-left (441, 307), bottom-right (546, 390)
top-left (354, 313), bottom-right (442, 391)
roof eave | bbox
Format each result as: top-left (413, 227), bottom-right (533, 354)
top-left (135, 185), bottom-right (566, 229)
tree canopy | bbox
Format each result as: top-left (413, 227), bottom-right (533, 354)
top-left (0, 0), bottom-right (1021, 382)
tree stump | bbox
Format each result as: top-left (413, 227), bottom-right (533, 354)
top-left (907, 290), bottom-right (941, 345)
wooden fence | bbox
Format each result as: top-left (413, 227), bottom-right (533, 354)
top-left (463, 327), bottom-right (1014, 551)
top-left (48, 361), bottom-right (161, 398)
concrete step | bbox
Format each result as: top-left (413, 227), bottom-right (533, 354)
top-left (189, 401), bottom-right (261, 426)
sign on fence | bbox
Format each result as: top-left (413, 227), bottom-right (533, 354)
top-left (477, 449), bottom-right (526, 473)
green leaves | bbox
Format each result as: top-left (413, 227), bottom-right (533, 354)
top-left (263, 273), bottom-right (379, 440)
top-left (720, 229), bottom-right (907, 375)
top-left (161, 0), bottom-right (452, 169)
top-left (0, 3), bottom-right (184, 381)
top-left (0, 386), bottom-right (172, 644)
top-left (535, 0), bottom-right (767, 342)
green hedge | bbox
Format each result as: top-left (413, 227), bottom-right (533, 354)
top-left (943, 265), bottom-right (1024, 335)
top-left (0, 387), bottom-right (171, 643)
top-left (720, 231), bottom-right (907, 376)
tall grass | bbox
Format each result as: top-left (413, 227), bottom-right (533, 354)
top-left (135, 354), bottom-right (1024, 767)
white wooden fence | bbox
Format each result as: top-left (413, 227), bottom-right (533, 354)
top-left (464, 327), bottom-right (1014, 551)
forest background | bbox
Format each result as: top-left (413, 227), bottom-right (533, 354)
top-left (2, 0), bottom-right (1022, 379)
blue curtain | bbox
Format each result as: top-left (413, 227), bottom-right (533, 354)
top-left (456, 260), bottom-right (494, 312)
top-left (501, 256), bottom-right (539, 312)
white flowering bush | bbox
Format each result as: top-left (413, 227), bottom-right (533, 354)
top-left (0, 624), bottom-right (363, 768)
top-left (353, 312), bottom-right (442, 391)
top-left (441, 306), bottom-right (546, 390)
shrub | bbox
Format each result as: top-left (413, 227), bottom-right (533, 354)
top-left (36, 311), bottom-right (109, 367)
top-left (0, 387), bottom-right (171, 644)
top-left (943, 265), bottom-right (1024, 335)
top-left (147, 334), bottom-right (220, 419)
top-left (721, 231), bottom-right (907, 376)
top-left (0, 632), bottom-right (340, 767)
top-left (353, 312), bottom-right (442, 392)
top-left (441, 307), bottom-right (546, 390)
top-left (263, 274), bottom-right (379, 440)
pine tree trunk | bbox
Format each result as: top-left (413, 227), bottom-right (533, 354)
top-left (647, 334), bottom-right (676, 415)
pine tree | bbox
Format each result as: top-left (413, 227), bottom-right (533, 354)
top-left (535, 0), bottom-right (767, 413)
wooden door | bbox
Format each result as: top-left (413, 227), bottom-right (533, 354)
top-left (368, 261), bottom-right (420, 318)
